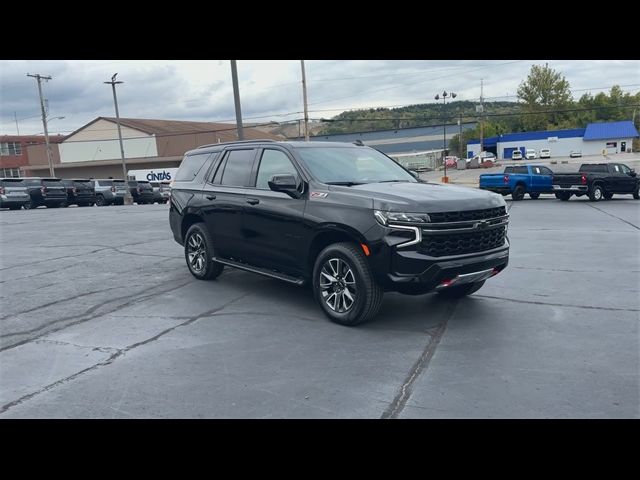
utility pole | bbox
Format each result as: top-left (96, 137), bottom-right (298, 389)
top-left (14, 112), bottom-right (20, 135)
top-left (230, 60), bottom-right (244, 140)
top-left (104, 73), bottom-right (133, 205)
top-left (301, 60), bottom-right (310, 141)
top-left (479, 78), bottom-right (484, 155)
top-left (480, 78), bottom-right (484, 155)
top-left (458, 110), bottom-right (463, 158)
top-left (27, 74), bottom-right (55, 177)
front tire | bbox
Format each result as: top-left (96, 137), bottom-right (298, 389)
top-left (184, 223), bottom-right (224, 280)
top-left (512, 185), bottom-right (525, 201)
top-left (96, 195), bottom-right (106, 206)
top-left (589, 185), bottom-right (603, 202)
top-left (312, 242), bottom-right (383, 326)
top-left (437, 280), bottom-right (485, 299)
top-left (633, 185), bottom-right (639, 200)
top-left (529, 192), bottom-right (540, 199)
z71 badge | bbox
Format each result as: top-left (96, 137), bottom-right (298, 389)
top-left (310, 192), bottom-right (328, 198)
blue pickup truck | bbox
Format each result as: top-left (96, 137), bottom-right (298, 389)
top-left (479, 165), bottom-right (554, 200)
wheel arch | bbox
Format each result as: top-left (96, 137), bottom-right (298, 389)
top-left (181, 212), bottom-right (205, 243)
top-left (307, 225), bottom-right (367, 276)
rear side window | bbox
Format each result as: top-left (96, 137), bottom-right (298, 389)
top-left (513, 166), bottom-right (528, 174)
top-left (175, 153), bottom-right (211, 182)
top-left (504, 167), bottom-right (514, 173)
top-left (220, 149), bottom-right (256, 187)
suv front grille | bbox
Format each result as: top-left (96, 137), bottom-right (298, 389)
top-left (428, 206), bottom-right (506, 223)
top-left (420, 227), bottom-right (506, 257)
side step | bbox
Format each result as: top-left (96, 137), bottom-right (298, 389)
top-left (212, 257), bottom-right (305, 285)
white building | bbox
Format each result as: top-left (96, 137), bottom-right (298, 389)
top-left (467, 120), bottom-right (639, 160)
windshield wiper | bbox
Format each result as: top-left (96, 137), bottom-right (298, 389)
top-left (377, 179), bottom-right (411, 183)
top-left (325, 181), bottom-right (365, 186)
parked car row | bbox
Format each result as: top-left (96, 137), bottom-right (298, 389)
top-left (0, 177), bottom-right (171, 210)
top-left (479, 162), bottom-right (639, 201)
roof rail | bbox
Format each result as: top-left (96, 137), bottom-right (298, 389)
top-left (197, 139), bottom-right (277, 149)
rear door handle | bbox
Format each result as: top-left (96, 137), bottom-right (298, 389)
top-left (206, 194), bottom-right (216, 200)
top-left (246, 198), bottom-right (260, 205)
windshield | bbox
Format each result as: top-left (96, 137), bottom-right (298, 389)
top-left (296, 146), bottom-right (416, 184)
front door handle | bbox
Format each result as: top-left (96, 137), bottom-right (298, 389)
top-left (206, 194), bottom-right (216, 200)
top-left (246, 198), bottom-right (260, 205)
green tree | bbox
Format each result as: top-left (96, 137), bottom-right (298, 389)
top-left (517, 63), bottom-right (572, 131)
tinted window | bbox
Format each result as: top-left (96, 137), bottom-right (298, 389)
top-left (220, 149), bottom-right (256, 187)
top-left (2, 178), bottom-right (25, 185)
top-left (255, 149), bottom-right (298, 189)
top-left (42, 179), bottom-right (63, 186)
top-left (150, 182), bottom-right (160, 187)
top-left (619, 164), bottom-right (631, 174)
top-left (74, 181), bottom-right (93, 187)
top-left (580, 164), bottom-right (606, 173)
top-left (128, 181), bottom-right (138, 186)
top-left (98, 180), bottom-right (113, 186)
top-left (539, 166), bottom-right (553, 175)
top-left (504, 167), bottom-right (514, 173)
top-left (113, 180), bottom-right (125, 186)
top-left (513, 166), bottom-right (528, 174)
top-left (175, 153), bottom-right (211, 182)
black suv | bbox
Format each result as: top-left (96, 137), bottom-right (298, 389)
top-left (169, 140), bottom-right (510, 326)
top-left (127, 180), bottom-right (154, 204)
top-left (61, 179), bottom-right (96, 207)
top-left (22, 177), bottom-right (68, 209)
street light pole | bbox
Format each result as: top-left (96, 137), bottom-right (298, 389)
top-left (435, 90), bottom-right (456, 183)
top-left (104, 73), bottom-right (133, 205)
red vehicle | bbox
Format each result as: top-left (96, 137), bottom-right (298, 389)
top-left (444, 156), bottom-right (458, 168)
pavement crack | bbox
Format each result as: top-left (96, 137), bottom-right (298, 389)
top-left (0, 285), bottom-right (125, 321)
top-left (583, 203), bottom-right (639, 230)
top-left (475, 294), bottom-right (639, 312)
top-left (381, 301), bottom-right (458, 419)
top-left (0, 277), bottom-right (196, 351)
top-left (0, 292), bottom-right (251, 416)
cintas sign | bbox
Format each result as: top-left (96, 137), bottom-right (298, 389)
top-left (127, 168), bottom-right (178, 182)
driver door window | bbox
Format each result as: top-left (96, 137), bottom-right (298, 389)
top-left (255, 149), bottom-right (298, 189)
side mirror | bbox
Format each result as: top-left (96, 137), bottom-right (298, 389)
top-left (629, 169), bottom-right (636, 177)
top-left (409, 170), bottom-right (420, 180)
top-left (268, 174), bottom-right (301, 198)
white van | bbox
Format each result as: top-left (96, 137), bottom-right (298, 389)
top-left (526, 149), bottom-right (537, 159)
top-left (512, 150), bottom-right (523, 160)
top-left (539, 148), bottom-right (551, 159)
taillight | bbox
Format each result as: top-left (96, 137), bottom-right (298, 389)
top-left (111, 186), bottom-right (116, 193)
top-left (0, 186), bottom-right (5, 195)
top-left (137, 186), bottom-right (142, 193)
top-left (40, 186), bottom-right (46, 193)
top-left (581, 174), bottom-right (587, 185)
top-left (72, 187), bottom-right (77, 193)
top-left (503, 175), bottom-right (509, 184)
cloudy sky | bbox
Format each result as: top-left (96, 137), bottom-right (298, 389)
top-left (1, 60), bottom-right (638, 136)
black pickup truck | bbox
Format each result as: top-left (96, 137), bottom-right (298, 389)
top-left (552, 163), bottom-right (639, 201)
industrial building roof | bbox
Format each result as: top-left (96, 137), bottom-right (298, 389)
top-left (468, 120), bottom-right (638, 146)
top-left (582, 120), bottom-right (639, 141)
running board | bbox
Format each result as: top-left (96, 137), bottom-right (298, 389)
top-left (212, 257), bottom-right (305, 285)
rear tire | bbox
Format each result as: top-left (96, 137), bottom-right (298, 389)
top-left (512, 185), bottom-right (525, 201)
top-left (529, 192), bottom-right (540, 199)
top-left (589, 185), bottom-right (603, 202)
top-left (96, 195), bottom-right (106, 206)
top-left (9, 205), bottom-right (21, 210)
top-left (633, 185), bottom-right (639, 199)
top-left (23, 200), bottom-right (33, 210)
top-left (312, 242), bottom-right (383, 326)
top-left (437, 280), bottom-right (485, 299)
top-left (184, 223), bottom-right (224, 280)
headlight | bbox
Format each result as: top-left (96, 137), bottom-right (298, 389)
top-left (374, 210), bottom-right (431, 225)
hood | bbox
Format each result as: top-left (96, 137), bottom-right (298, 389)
top-left (329, 181), bottom-right (505, 213)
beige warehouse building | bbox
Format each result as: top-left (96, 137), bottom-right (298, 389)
top-left (27, 117), bottom-right (282, 179)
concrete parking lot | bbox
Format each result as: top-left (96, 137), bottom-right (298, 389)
top-left (0, 197), bottom-right (638, 418)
